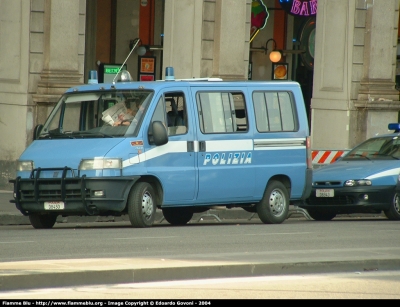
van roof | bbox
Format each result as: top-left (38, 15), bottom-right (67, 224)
top-left (66, 80), bottom-right (301, 94)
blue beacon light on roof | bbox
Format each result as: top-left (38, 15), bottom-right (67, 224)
top-left (388, 123), bottom-right (400, 132)
top-left (88, 70), bottom-right (98, 84)
top-left (165, 67), bottom-right (175, 81)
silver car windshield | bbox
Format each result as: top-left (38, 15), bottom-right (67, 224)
top-left (343, 136), bottom-right (400, 160)
top-left (38, 90), bottom-right (153, 139)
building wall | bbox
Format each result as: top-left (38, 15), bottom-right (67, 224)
top-left (0, 0), bottom-right (31, 189)
top-left (0, 0), bottom-right (85, 190)
top-left (311, 0), bottom-right (400, 150)
top-left (31, 0), bottom-right (85, 134)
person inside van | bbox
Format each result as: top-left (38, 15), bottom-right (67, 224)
top-left (113, 108), bottom-right (135, 126)
top-left (165, 98), bottom-right (187, 135)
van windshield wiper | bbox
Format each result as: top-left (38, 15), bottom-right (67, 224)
top-left (64, 131), bottom-right (115, 138)
top-left (39, 131), bottom-right (74, 139)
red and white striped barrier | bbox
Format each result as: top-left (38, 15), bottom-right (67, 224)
top-left (312, 150), bottom-right (349, 164)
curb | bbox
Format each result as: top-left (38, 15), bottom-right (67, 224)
top-left (1, 258), bottom-right (399, 291)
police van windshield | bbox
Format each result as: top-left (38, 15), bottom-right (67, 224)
top-left (38, 90), bottom-right (153, 139)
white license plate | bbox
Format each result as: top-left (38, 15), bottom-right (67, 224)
top-left (316, 189), bottom-right (334, 197)
top-left (44, 201), bottom-right (65, 210)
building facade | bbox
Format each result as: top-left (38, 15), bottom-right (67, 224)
top-left (0, 0), bottom-right (399, 189)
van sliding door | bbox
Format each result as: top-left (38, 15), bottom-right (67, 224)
top-left (194, 88), bottom-right (254, 203)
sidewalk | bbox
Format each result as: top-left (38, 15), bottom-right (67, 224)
top-left (0, 190), bottom-right (29, 225)
top-left (2, 256), bottom-right (399, 291)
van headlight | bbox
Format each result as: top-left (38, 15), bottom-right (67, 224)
top-left (79, 158), bottom-right (122, 170)
top-left (17, 160), bottom-right (34, 171)
top-left (344, 179), bottom-right (372, 187)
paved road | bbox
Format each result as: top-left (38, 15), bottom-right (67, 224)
top-left (2, 189), bottom-right (398, 299)
top-left (0, 189), bottom-right (316, 225)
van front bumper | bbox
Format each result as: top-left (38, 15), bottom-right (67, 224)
top-left (9, 174), bottom-right (140, 216)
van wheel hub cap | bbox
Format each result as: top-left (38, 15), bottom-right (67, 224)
top-left (142, 192), bottom-right (153, 220)
top-left (269, 190), bottom-right (285, 216)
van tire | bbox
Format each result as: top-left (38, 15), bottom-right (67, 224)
top-left (257, 180), bottom-right (289, 224)
top-left (162, 208), bottom-right (193, 225)
top-left (383, 193), bottom-right (400, 220)
top-left (128, 182), bottom-right (156, 228)
top-left (29, 214), bottom-right (57, 229)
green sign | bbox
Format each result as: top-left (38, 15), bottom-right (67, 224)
top-left (104, 67), bottom-right (120, 74)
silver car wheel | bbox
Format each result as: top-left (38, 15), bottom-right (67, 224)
top-left (141, 191), bottom-right (154, 221)
top-left (269, 189), bottom-right (285, 217)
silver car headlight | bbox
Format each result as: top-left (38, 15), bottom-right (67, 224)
top-left (344, 179), bottom-right (372, 187)
top-left (79, 158), bottom-right (122, 170)
top-left (17, 160), bottom-right (34, 172)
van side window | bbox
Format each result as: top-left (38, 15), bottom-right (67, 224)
top-left (164, 92), bottom-right (188, 136)
top-left (83, 100), bottom-right (98, 130)
top-left (197, 91), bottom-right (247, 134)
top-left (253, 91), bottom-right (297, 132)
top-left (151, 97), bottom-right (167, 128)
top-left (61, 102), bottom-right (81, 132)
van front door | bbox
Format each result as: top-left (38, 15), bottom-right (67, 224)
top-left (146, 89), bottom-right (197, 203)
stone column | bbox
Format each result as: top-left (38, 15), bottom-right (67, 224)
top-left (212, 0), bottom-right (249, 80)
top-left (163, 0), bottom-right (249, 80)
top-left (352, 0), bottom-right (400, 145)
top-left (162, 0), bottom-right (204, 79)
top-left (33, 0), bottom-right (83, 123)
top-left (356, 0), bottom-right (399, 101)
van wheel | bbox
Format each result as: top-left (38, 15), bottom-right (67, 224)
top-left (383, 193), bottom-right (400, 220)
top-left (162, 208), bottom-right (193, 225)
top-left (307, 210), bottom-right (336, 221)
top-left (257, 180), bottom-right (289, 224)
top-left (29, 214), bottom-right (57, 229)
top-left (128, 182), bottom-right (156, 228)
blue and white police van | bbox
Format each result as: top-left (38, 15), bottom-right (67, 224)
top-left (10, 68), bottom-right (312, 228)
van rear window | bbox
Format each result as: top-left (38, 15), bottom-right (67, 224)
top-left (253, 91), bottom-right (297, 132)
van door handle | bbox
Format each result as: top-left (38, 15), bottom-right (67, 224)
top-left (187, 141), bottom-right (194, 152)
top-left (199, 141), bottom-right (206, 152)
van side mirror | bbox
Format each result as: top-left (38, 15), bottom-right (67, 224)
top-left (33, 124), bottom-right (43, 140)
top-left (148, 121), bottom-right (168, 146)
